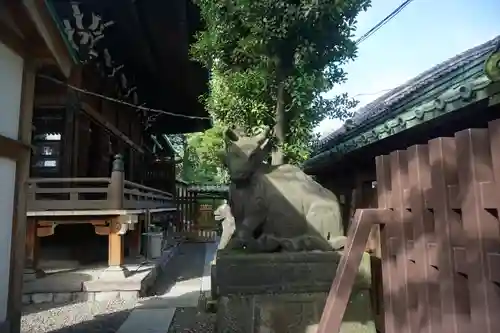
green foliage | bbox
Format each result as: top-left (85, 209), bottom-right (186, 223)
top-left (181, 123), bottom-right (229, 184)
top-left (188, 0), bottom-right (369, 171)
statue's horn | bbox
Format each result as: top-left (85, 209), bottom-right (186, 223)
top-left (224, 128), bottom-right (239, 141)
top-left (255, 126), bottom-right (271, 143)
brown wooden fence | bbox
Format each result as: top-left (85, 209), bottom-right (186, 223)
top-left (174, 189), bottom-right (219, 241)
top-left (318, 119), bottom-right (500, 333)
top-left (176, 185), bottom-right (196, 230)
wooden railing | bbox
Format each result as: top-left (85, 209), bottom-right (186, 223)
top-left (27, 177), bottom-right (112, 211)
top-left (318, 118), bottom-right (500, 333)
top-left (123, 180), bottom-right (173, 209)
top-left (27, 154), bottom-right (174, 212)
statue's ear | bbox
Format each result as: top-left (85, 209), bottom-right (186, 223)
top-left (224, 128), bottom-right (239, 142)
top-left (259, 137), bottom-right (273, 153)
top-left (254, 125), bottom-right (272, 144)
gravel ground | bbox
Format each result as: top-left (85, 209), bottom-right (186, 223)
top-left (21, 298), bottom-right (137, 333)
top-left (167, 307), bottom-right (215, 333)
top-left (21, 243), bottom-right (214, 333)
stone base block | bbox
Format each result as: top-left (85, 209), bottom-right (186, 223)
top-left (213, 250), bottom-right (375, 333)
top-left (216, 290), bottom-right (375, 333)
top-left (22, 290), bottom-right (140, 305)
top-left (22, 243), bottom-right (182, 307)
top-left (100, 266), bottom-right (130, 280)
top-left (23, 268), bottom-right (45, 282)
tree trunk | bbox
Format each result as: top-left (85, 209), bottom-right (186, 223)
top-left (272, 79), bottom-right (286, 165)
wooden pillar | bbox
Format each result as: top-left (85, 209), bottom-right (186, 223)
top-left (187, 190), bottom-right (193, 226)
top-left (62, 67), bottom-right (82, 177)
top-left (193, 193), bottom-right (199, 227)
top-left (176, 186), bottom-right (181, 232)
top-left (24, 219), bottom-right (40, 277)
top-left (180, 187), bottom-right (185, 228)
top-left (128, 150), bottom-right (134, 182)
top-left (108, 219), bottom-right (124, 267)
top-left (109, 154), bottom-right (124, 209)
top-left (170, 163), bottom-right (176, 194)
top-left (76, 116), bottom-right (90, 176)
top-left (100, 101), bottom-right (113, 175)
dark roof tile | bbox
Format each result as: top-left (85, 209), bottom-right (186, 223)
top-left (314, 35), bottom-right (500, 154)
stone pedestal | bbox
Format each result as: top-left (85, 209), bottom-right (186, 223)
top-left (213, 250), bottom-right (375, 333)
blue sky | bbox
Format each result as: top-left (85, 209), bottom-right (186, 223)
top-left (316, 0), bottom-right (500, 137)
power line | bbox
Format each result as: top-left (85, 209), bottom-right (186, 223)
top-left (38, 1), bottom-right (415, 120)
top-left (356, 0), bottom-right (416, 45)
top-left (40, 72), bottom-right (399, 115)
top-left (37, 74), bottom-right (212, 120)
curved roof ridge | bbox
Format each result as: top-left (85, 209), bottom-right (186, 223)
top-left (316, 35), bottom-right (500, 153)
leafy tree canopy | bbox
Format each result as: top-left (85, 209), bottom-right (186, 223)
top-left (178, 123), bottom-right (229, 184)
top-left (191, 0), bottom-right (370, 164)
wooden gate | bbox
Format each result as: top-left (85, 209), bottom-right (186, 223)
top-left (175, 182), bottom-right (227, 242)
top-left (192, 204), bottom-right (219, 242)
top-left (318, 119), bottom-right (500, 333)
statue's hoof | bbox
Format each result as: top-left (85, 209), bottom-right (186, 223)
top-left (329, 236), bottom-right (347, 250)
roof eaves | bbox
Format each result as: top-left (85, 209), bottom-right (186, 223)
top-left (304, 72), bottom-right (497, 170)
top-left (313, 35), bottom-right (500, 155)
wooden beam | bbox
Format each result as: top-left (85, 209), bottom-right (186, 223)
top-left (3, 0), bottom-right (75, 76)
top-left (0, 19), bottom-right (25, 57)
top-left (127, 1), bottom-right (159, 75)
top-left (21, 0), bottom-right (74, 77)
top-left (0, 134), bottom-right (31, 161)
top-left (25, 219), bottom-right (39, 273)
top-left (82, 103), bottom-right (145, 154)
top-left (92, 219), bottom-right (110, 236)
top-left (5, 1), bottom-right (39, 40)
top-left (61, 67), bottom-right (82, 177)
top-left (36, 226), bottom-right (54, 237)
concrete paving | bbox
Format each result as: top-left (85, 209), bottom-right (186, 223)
top-left (115, 308), bottom-right (176, 333)
top-left (116, 242), bottom-right (218, 333)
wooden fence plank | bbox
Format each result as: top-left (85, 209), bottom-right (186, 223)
top-left (376, 155), bottom-right (395, 333)
top-left (320, 119), bottom-right (500, 333)
top-left (389, 150), bottom-right (412, 333)
top-left (428, 137), bottom-right (470, 333)
top-left (407, 144), bottom-right (441, 333)
top-left (456, 128), bottom-right (500, 333)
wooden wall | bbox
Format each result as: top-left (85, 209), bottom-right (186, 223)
top-left (32, 65), bottom-right (147, 181)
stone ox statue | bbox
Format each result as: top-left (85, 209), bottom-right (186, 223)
top-left (219, 126), bottom-right (346, 252)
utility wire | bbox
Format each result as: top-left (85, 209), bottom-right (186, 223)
top-left (37, 74), bottom-right (212, 120)
top-left (355, 0), bottom-right (416, 45)
top-left (39, 73), bottom-right (398, 116)
top-left (39, 1), bottom-right (416, 118)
